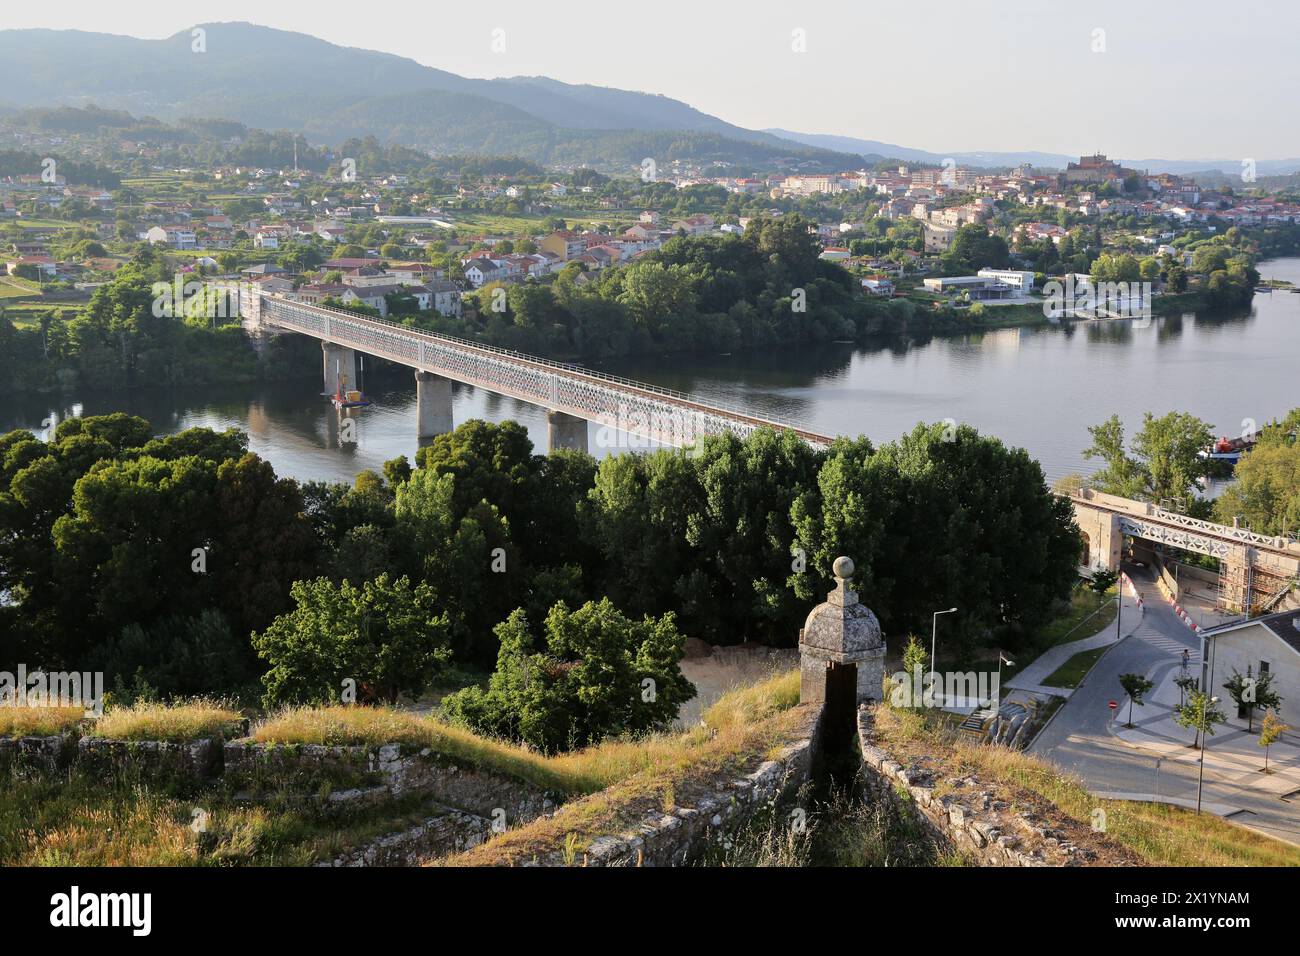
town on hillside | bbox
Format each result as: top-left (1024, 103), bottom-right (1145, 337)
top-left (1, 9), bottom-right (1299, 918)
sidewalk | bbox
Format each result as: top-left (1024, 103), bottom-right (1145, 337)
top-left (1109, 661), bottom-right (1300, 796)
top-left (1006, 586), bottom-right (1142, 698)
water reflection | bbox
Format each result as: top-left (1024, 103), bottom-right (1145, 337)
top-left (4, 260), bottom-right (1299, 488)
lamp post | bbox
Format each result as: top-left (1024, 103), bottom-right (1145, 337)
top-left (931, 607), bottom-right (957, 704)
top-left (996, 653), bottom-right (1014, 709)
top-left (1196, 632), bottom-right (1220, 815)
top-left (1197, 696), bottom-right (1219, 814)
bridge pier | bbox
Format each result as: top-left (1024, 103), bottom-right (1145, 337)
top-left (416, 370), bottom-right (453, 443)
top-left (547, 410), bottom-right (589, 454)
top-left (322, 342), bottom-right (357, 396)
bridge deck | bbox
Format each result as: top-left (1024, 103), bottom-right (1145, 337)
top-left (1070, 488), bottom-right (1300, 561)
top-left (256, 293), bottom-right (835, 450)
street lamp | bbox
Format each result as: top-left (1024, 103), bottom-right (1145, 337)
top-left (931, 607), bottom-right (958, 701)
top-left (996, 653), bottom-right (1014, 709)
top-left (1196, 695), bottom-right (1220, 815)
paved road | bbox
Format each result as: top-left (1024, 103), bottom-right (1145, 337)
top-left (1030, 566), bottom-right (1300, 846)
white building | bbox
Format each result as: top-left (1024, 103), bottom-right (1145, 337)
top-left (1202, 609), bottom-right (1300, 728)
top-left (976, 269), bottom-right (1036, 293)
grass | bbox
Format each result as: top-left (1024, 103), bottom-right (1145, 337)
top-left (253, 669), bottom-right (804, 799)
top-left (1041, 645), bottom-right (1110, 689)
top-left (1037, 585), bottom-right (1118, 648)
top-left (706, 783), bottom-right (958, 867)
top-left (0, 772), bottom-right (450, 866)
top-left (0, 279), bottom-right (41, 300)
top-left (89, 701), bottom-right (244, 742)
top-left (872, 704), bottom-right (1300, 866)
top-left (437, 670), bottom-right (810, 865)
top-left (0, 706), bottom-right (85, 737)
top-left (0, 671), bottom-right (806, 867)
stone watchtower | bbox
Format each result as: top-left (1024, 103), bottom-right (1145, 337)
top-left (799, 556), bottom-right (886, 706)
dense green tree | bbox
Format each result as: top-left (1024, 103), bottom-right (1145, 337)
top-left (1084, 411), bottom-right (1213, 505)
top-left (683, 429), bottom-right (824, 642)
top-left (795, 423), bottom-right (1078, 659)
top-left (440, 598), bottom-right (694, 753)
top-left (253, 573), bottom-right (451, 706)
top-left (1213, 436), bottom-right (1300, 535)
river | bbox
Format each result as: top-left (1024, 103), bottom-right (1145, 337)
top-left (6, 258), bottom-right (1300, 487)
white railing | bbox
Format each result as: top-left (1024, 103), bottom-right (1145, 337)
top-left (1069, 487), bottom-right (1300, 558)
top-left (258, 293), bottom-right (835, 449)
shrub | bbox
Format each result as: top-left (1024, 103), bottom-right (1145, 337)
top-left (441, 598), bottom-right (695, 753)
top-left (252, 573), bottom-right (452, 707)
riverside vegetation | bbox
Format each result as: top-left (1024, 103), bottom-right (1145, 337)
top-left (1, 410), bottom-right (1080, 753)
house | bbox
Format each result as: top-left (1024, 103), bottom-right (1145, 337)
top-left (923, 275), bottom-right (1019, 300)
top-left (248, 274), bottom-right (294, 296)
top-left (144, 225), bottom-right (198, 249)
top-left (7, 255), bottom-right (56, 277)
top-left (670, 214), bottom-right (715, 236)
top-left (861, 277), bottom-right (894, 295)
top-left (254, 226), bottom-right (288, 250)
top-left (322, 258), bottom-right (380, 271)
top-left (1202, 609), bottom-right (1300, 727)
top-left (424, 280), bottom-right (463, 317)
top-left (623, 222), bottom-right (664, 242)
top-left (539, 230), bottom-right (588, 261)
top-left (241, 263), bottom-right (287, 277)
top-left (340, 266), bottom-right (391, 288)
top-left (294, 282), bottom-right (349, 305)
top-left (341, 284), bottom-right (399, 316)
top-left (922, 222), bottom-right (956, 252)
top-left (462, 257), bottom-right (503, 288)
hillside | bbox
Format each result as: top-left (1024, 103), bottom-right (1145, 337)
top-left (0, 23), bottom-right (855, 170)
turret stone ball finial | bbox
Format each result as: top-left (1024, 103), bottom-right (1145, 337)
top-left (798, 553), bottom-right (885, 706)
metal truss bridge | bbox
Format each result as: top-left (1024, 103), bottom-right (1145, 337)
top-left (252, 292), bottom-right (835, 450)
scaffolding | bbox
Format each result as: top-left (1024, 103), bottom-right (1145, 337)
top-left (1217, 551), bottom-right (1293, 615)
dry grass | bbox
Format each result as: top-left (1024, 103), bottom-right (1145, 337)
top-left (871, 704), bottom-right (1300, 867)
top-left (435, 670), bottom-right (810, 866)
top-left (251, 670), bottom-right (805, 800)
top-left (12, 790), bottom-right (200, 867)
top-left (253, 706), bottom-right (575, 794)
top-left (89, 701), bottom-right (243, 743)
top-left (0, 706), bottom-right (85, 738)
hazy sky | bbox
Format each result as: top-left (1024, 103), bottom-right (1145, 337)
top-left (3, 0), bottom-right (1296, 159)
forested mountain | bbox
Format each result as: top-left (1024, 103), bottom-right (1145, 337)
top-left (0, 23), bottom-right (855, 169)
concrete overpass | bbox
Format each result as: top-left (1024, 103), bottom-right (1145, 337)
top-left (1069, 487), bottom-right (1300, 614)
top-left (244, 291), bottom-right (835, 454)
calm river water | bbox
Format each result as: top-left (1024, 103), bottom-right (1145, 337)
top-left (6, 258), bottom-right (1300, 486)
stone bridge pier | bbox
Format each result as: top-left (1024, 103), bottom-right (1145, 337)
top-left (546, 410), bottom-right (589, 454)
top-left (323, 342), bottom-right (357, 396)
top-left (415, 370), bottom-right (454, 443)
